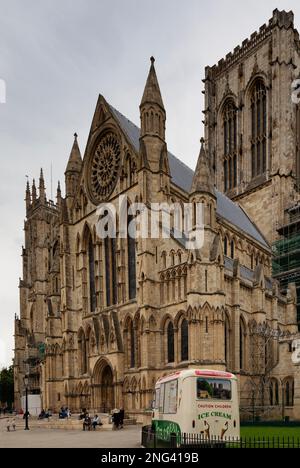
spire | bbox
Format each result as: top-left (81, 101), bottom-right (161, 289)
top-left (25, 180), bottom-right (31, 211)
top-left (191, 138), bottom-right (215, 195)
top-left (140, 57), bottom-right (166, 141)
top-left (32, 179), bottom-right (37, 203)
top-left (39, 168), bottom-right (46, 203)
top-left (65, 133), bottom-right (82, 174)
top-left (140, 57), bottom-right (165, 111)
top-left (56, 181), bottom-right (62, 208)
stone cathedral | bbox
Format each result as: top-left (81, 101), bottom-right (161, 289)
top-left (14, 10), bottom-right (300, 422)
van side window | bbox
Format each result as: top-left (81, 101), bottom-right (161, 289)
top-left (155, 388), bottom-right (160, 409)
top-left (197, 378), bottom-right (232, 401)
top-left (163, 380), bottom-right (178, 414)
top-left (159, 384), bottom-right (165, 413)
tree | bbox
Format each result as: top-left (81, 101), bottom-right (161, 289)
top-left (0, 366), bottom-right (14, 408)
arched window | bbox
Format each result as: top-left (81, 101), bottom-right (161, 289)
top-left (128, 209), bottom-right (136, 300)
top-left (224, 237), bottom-right (228, 257)
top-left (181, 319), bottom-right (189, 362)
top-left (78, 330), bottom-right (87, 375)
top-left (162, 251), bottom-right (167, 270)
top-left (270, 379), bottom-right (279, 406)
top-left (171, 271), bottom-right (176, 300)
top-left (251, 80), bottom-right (267, 178)
top-left (270, 382), bottom-right (274, 406)
top-left (284, 379), bottom-right (294, 407)
top-left (240, 319), bottom-right (246, 371)
top-left (127, 155), bottom-right (132, 187)
top-left (88, 236), bottom-right (96, 312)
top-left (230, 240), bottom-right (235, 260)
top-left (167, 322), bottom-right (175, 363)
top-left (130, 321), bottom-right (135, 369)
top-left (275, 380), bottom-right (279, 406)
top-left (286, 381), bottom-right (291, 407)
top-left (178, 251), bottom-right (182, 264)
top-left (223, 100), bottom-right (238, 191)
top-left (225, 315), bottom-right (231, 370)
top-left (104, 213), bottom-right (117, 307)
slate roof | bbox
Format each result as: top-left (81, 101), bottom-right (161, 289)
top-left (224, 257), bottom-right (273, 289)
top-left (215, 190), bottom-right (269, 249)
top-left (109, 104), bottom-right (269, 250)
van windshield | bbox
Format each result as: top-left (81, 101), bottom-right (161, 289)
top-left (197, 378), bottom-right (232, 401)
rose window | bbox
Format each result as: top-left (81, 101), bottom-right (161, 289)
top-left (89, 133), bottom-right (121, 202)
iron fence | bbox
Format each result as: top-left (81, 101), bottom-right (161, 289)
top-left (141, 426), bottom-right (300, 449)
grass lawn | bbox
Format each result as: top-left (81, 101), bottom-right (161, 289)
top-left (241, 426), bottom-right (300, 439)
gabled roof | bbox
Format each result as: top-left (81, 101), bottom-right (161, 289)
top-left (109, 104), bottom-right (269, 250)
top-left (216, 190), bottom-right (269, 249)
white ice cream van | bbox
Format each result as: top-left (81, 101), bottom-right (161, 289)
top-left (152, 369), bottom-right (240, 443)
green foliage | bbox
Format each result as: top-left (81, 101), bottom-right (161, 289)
top-left (0, 366), bottom-right (14, 408)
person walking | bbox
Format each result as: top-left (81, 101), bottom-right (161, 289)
top-left (119, 409), bottom-right (125, 429)
top-left (11, 418), bottom-right (16, 431)
top-left (6, 419), bottom-right (11, 432)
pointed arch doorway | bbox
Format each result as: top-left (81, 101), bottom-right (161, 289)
top-left (93, 359), bottom-right (115, 413)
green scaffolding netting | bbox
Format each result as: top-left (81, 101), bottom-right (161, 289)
top-left (272, 234), bottom-right (300, 325)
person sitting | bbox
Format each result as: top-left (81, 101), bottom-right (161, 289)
top-left (59, 408), bottom-right (68, 419)
top-left (79, 409), bottom-right (87, 420)
top-left (83, 414), bottom-right (92, 431)
top-left (92, 415), bottom-right (101, 431)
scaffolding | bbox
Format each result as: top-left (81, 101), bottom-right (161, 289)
top-left (272, 206), bottom-right (300, 327)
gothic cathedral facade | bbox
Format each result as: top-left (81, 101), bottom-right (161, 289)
top-left (14, 9), bottom-right (300, 422)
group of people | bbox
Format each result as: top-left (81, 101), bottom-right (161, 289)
top-left (59, 407), bottom-right (71, 419)
top-left (6, 419), bottom-right (16, 432)
top-left (80, 410), bottom-right (103, 431)
top-left (79, 407), bottom-right (125, 431)
top-left (82, 413), bottom-right (103, 431)
top-left (111, 408), bottom-right (125, 430)
top-left (38, 409), bottom-right (52, 420)
top-left (0, 407), bottom-right (14, 416)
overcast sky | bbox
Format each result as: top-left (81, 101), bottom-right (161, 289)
top-left (1, 0), bottom-right (300, 368)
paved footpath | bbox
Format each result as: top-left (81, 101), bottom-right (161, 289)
top-left (0, 423), bottom-right (142, 448)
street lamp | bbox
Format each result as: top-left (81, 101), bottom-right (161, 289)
top-left (23, 376), bottom-right (29, 431)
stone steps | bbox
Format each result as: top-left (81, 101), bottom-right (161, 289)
top-left (11, 420), bottom-right (110, 431)
top-left (5, 416), bottom-right (137, 432)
